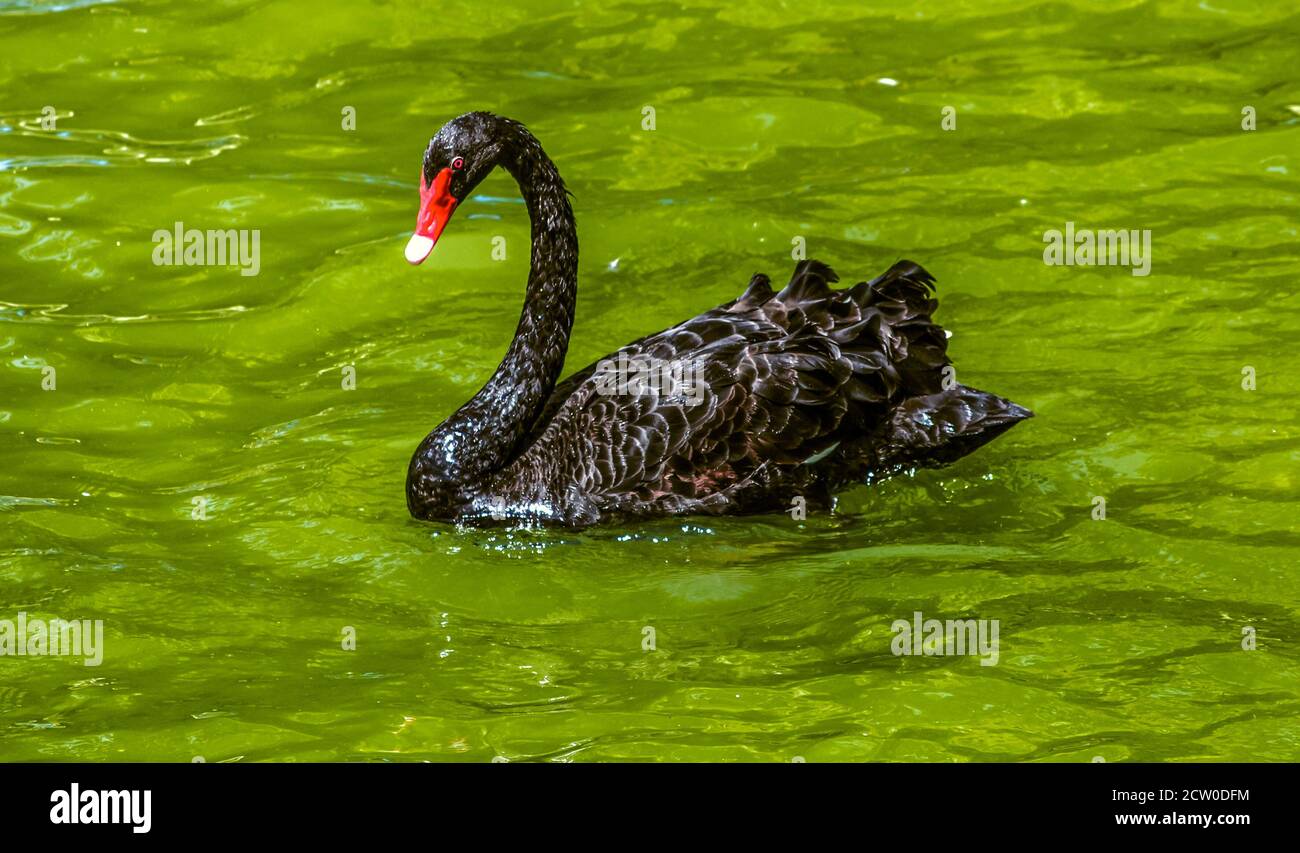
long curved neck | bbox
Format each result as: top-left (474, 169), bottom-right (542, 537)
top-left (416, 128), bottom-right (577, 492)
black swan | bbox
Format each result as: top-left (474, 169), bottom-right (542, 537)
top-left (403, 112), bottom-right (1031, 527)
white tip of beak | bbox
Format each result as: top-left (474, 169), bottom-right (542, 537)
top-left (405, 233), bottom-right (435, 265)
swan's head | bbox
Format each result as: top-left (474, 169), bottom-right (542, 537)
top-left (405, 111), bottom-right (514, 265)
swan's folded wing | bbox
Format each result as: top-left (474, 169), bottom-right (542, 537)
top-left (523, 259), bottom-right (961, 506)
top-left (534, 325), bottom-right (854, 502)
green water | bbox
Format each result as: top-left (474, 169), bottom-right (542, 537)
top-left (2, 0), bottom-right (1298, 762)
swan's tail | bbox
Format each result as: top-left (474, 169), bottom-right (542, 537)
top-left (874, 385), bottom-right (1033, 476)
top-left (734, 257), bottom-right (1032, 480)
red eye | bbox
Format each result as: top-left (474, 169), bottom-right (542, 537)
top-left (450, 157), bottom-right (465, 171)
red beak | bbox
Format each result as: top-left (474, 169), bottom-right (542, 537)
top-left (405, 167), bottom-right (459, 265)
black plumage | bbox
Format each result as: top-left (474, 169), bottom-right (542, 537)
top-left (404, 113), bottom-right (1031, 527)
